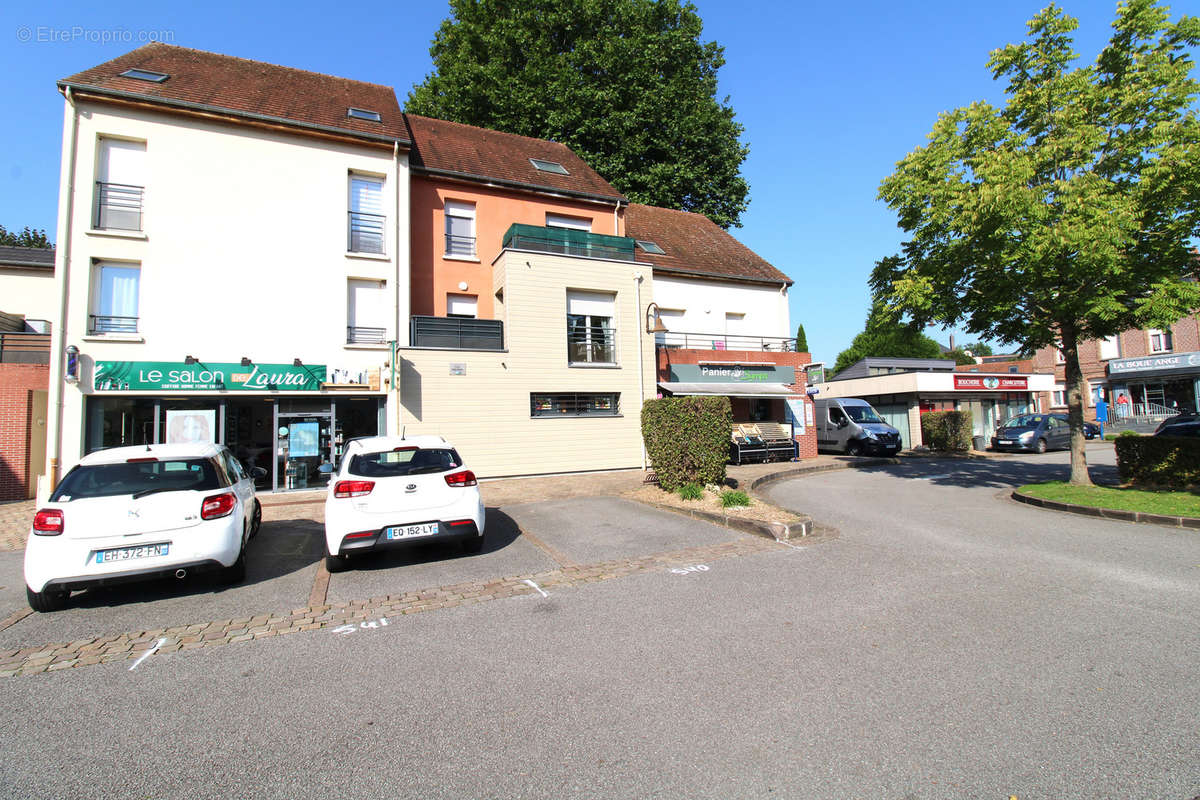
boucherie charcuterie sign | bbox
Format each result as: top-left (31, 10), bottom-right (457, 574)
top-left (94, 361), bottom-right (327, 391)
top-left (953, 375), bottom-right (1028, 391)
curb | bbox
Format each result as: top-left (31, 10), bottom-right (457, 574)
top-left (1010, 489), bottom-right (1200, 529)
top-left (747, 458), bottom-right (899, 495)
top-left (635, 498), bottom-right (813, 540)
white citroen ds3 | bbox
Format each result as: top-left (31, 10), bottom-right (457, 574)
top-left (323, 435), bottom-right (485, 572)
top-left (24, 443), bottom-right (264, 612)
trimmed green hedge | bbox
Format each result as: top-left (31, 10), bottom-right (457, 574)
top-left (1115, 434), bottom-right (1200, 488)
top-left (920, 410), bottom-right (973, 451)
top-left (642, 396), bottom-right (731, 492)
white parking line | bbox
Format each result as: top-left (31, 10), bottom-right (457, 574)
top-left (923, 474), bottom-right (953, 481)
top-left (128, 637), bottom-right (168, 671)
top-left (774, 538), bottom-right (806, 551)
top-left (522, 579), bottom-right (549, 598)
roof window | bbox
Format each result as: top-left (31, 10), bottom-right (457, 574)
top-left (636, 240), bottom-right (665, 254)
top-left (347, 107), bottom-right (382, 122)
top-left (120, 68), bottom-right (169, 83)
top-left (530, 158), bottom-right (569, 175)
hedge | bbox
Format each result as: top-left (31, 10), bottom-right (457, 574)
top-left (1115, 434), bottom-right (1200, 488)
top-left (920, 410), bottom-right (973, 451)
top-left (641, 396), bottom-right (731, 492)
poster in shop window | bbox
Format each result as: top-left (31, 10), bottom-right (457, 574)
top-left (165, 409), bottom-right (216, 444)
top-left (289, 422), bottom-right (320, 458)
top-left (785, 398), bottom-right (807, 434)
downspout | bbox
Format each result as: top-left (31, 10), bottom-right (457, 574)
top-left (44, 87), bottom-right (80, 498)
top-left (393, 139), bottom-right (402, 435)
top-left (634, 271), bottom-right (647, 469)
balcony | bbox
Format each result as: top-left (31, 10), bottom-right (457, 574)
top-left (656, 331), bottom-right (798, 352)
top-left (94, 181), bottom-right (144, 231)
top-left (348, 211), bottom-right (385, 254)
top-left (409, 316), bottom-right (504, 350)
top-left (501, 224), bottom-right (636, 262)
top-left (347, 326), bottom-right (388, 345)
top-left (89, 314), bottom-right (138, 335)
top-left (445, 233), bottom-right (476, 258)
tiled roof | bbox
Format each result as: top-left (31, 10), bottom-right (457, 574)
top-left (405, 114), bottom-right (624, 202)
top-left (60, 43), bottom-right (408, 144)
top-left (0, 246), bottom-right (55, 269)
top-left (625, 204), bottom-right (792, 286)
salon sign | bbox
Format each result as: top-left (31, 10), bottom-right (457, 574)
top-left (94, 361), bottom-right (327, 392)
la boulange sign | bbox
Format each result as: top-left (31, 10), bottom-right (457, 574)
top-left (95, 361), bottom-right (327, 391)
top-left (953, 375), bottom-right (1028, 391)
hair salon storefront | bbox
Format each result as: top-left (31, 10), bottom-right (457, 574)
top-left (85, 360), bottom-right (385, 492)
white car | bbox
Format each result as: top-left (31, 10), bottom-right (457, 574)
top-left (323, 435), bottom-right (485, 572)
top-left (24, 443), bottom-right (264, 612)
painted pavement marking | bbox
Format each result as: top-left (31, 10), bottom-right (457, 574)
top-left (128, 637), bottom-right (168, 671)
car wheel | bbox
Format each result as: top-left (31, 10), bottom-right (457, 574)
top-left (26, 585), bottom-right (69, 613)
top-left (325, 550), bottom-right (349, 573)
top-left (845, 440), bottom-right (863, 457)
top-left (1034, 438), bottom-right (1047, 454)
top-left (461, 536), bottom-right (484, 554)
top-left (249, 500), bottom-right (262, 538)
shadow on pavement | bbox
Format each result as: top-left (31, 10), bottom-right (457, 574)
top-left (870, 455), bottom-right (1122, 490)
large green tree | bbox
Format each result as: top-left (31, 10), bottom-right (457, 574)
top-left (833, 294), bottom-right (944, 376)
top-left (0, 225), bottom-right (50, 248)
top-left (874, 0), bottom-right (1200, 485)
top-left (406, 0), bottom-right (750, 228)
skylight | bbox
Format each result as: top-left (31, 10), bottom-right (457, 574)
top-left (347, 107), bottom-right (382, 122)
top-left (636, 240), bottom-right (665, 254)
top-left (530, 158), bottom-right (569, 175)
top-left (120, 68), bottom-right (169, 83)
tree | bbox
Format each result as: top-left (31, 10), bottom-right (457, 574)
top-left (833, 294), bottom-right (944, 375)
top-left (948, 349), bottom-right (978, 366)
top-left (874, 0), bottom-right (1200, 485)
top-left (406, 0), bottom-right (750, 228)
top-left (795, 323), bottom-right (809, 353)
top-left (962, 342), bottom-right (994, 357)
top-left (0, 225), bottom-right (50, 248)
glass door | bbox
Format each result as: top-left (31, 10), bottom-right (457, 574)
top-left (276, 412), bottom-right (333, 491)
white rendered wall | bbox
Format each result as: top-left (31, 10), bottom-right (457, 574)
top-left (0, 270), bottom-right (57, 322)
top-left (651, 275), bottom-right (790, 342)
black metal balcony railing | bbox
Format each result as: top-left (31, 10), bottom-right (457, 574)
top-left (89, 314), bottom-right (139, 334)
top-left (94, 181), bottom-right (144, 231)
top-left (347, 326), bottom-right (387, 344)
top-left (568, 327), bottom-right (617, 364)
top-left (410, 316), bottom-right (504, 350)
top-left (655, 331), bottom-right (799, 352)
top-left (445, 233), bottom-right (476, 258)
top-left (348, 211), bottom-right (385, 254)
top-left (502, 224), bottom-right (636, 261)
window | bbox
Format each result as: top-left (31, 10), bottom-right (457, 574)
top-left (120, 68), bottom-right (168, 83)
top-left (1099, 335), bottom-right (1120, 360)
top-left (566, 290), bottom-right (616, 364)
top-left (94, 138), bottom-right (145, 231)
top-left (1089, 381), bottom-right (1106, 407)
top-left (347, 279), bottom-right (388, 343)
top-left (1055, 347), bottom-right (1065, 364)
top-left (1051, 385), bottom-right (1066, 407)
top-left (530, 158), bottom-right (569, 175)
top-left (446, 294), bottom-right (477, 319)
top-left (636, 240), bottom-right (665, 255)
top-left (347, 107), bottom-right (381, 122)
top-left (546, 214), bottom-right (591, 232)
top-left (90, 261), bottom-right (140, 334)
top-left (444, 201), bottom-right (476, 257)
top-left (348, 174), bottom-right (385, 254)
top-left (530, 393), bottom-right (619, 417)
top-left (1149, 329), bottom-right (1173, 353)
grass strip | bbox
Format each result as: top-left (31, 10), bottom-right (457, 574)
top-left (1018, 481), bottom-right (1200, 517)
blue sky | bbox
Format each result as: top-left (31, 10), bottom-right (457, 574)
top-left (0, 0), bottom-right (1186, 367)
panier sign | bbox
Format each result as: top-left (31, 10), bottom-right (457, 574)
top-left (953, 375), bottom-right (1028, 391)
top-left (94, 361), bottom-right (327, 392)
top-left (668, 363), bottom-right (795, 384)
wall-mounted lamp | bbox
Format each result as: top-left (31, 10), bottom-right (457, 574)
top-left (645, 302), bottom-right (669, 334)
top-left (293, 358), bottom-right (303, 367)
top-left (240, 357), bottom-right (252, 367)
top-left (64, 345), bottom-right (79, 384)
top-left (184, 355), bottom-right (197, 365)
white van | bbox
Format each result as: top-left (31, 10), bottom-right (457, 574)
top-left (814, 398), bottom-right (903, 456)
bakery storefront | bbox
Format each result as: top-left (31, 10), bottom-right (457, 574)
top-left (86, 360), bottom-right (385, 491)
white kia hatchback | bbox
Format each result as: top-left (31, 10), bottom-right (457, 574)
top-left (323, 435), bottom-right (485, 572)
top-left (24, 443), bottom-right (264, 612)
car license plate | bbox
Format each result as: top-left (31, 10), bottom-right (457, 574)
top-left (998, 439), bottom-right (1013, 445)
top-left (385, 522), bottom-right (440, 540)
top-left (95, 543), bottom-right (169, 564)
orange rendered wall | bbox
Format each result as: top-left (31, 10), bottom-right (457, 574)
top-left (409, 177), bottom-right (625, 319)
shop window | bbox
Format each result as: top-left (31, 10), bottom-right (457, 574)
top-left (347, 279), bottom-right (388, 344)
top-left (348, 174), bottom-right (385, 254)
top-left (530, 392), bottom-right (619, 417)
top-left (444, 200), bottom-right (476, 257)
top-left (446, 293), bottom-right (477, 319)
top-left (1099, 335), bottom-right (1120, 360)
top-left (84, 397), bottom-right (156, 453)
top-left (89, 261), bottom-right (140, 334)
top-left (94, 137), bottom-right (145, 231)
top-left (546, 213), bottom-right (591, 231)
top-left (566, 289), bottom-right (616, 364)
top-left (1148, 329), bottom-right (1172, 353)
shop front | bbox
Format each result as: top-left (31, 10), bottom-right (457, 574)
top-left (1106, 352), bottom-right (1200, 415)
top-left (86, 360), bottom-right (385, 491)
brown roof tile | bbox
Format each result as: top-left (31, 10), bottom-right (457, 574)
top-left (404, 114), bottom-right (623, 202)
top-left (60, 43), bottom-right (408, 144)
top-left (625, 204), bottom-right (792, 286)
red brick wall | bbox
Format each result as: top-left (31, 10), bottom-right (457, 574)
top-left (656, 348), bottom-right (818, 459)
top-left (0, 364), bottom-right (48, 501)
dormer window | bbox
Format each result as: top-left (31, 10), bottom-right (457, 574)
top-left (636, 240), bottom-right (665, 254)
top-left (347, 107), bottom-right (382, 122)
top-left (530, 158), bottom-right (569, 175)
top-left (120, 69), bottom-right (169, 83)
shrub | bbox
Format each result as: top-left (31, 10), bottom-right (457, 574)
top-left (642, 396), bottom-right (731, 492)
top-left (920, 410), bottom-right (973, 451)
top-left (677, 483), bottom-right (704, 501)
top-left (720, 489), bottom-right (751, 508)
top-left (1116, 434), bottom-right (1200, 488)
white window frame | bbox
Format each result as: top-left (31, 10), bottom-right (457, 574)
top-left (546, 214), bottom-right (592, 232)
top-left (1051, 385), bottom-right (1067, 407)
top-left (346, 278), bottom-right (389, 344)
top-left (566, 290), bottom-right (616, 366)
top-left (1098, 334), bottom-right (1120, 361)
top-left (348, 173), bottom-right (386, 255)
top-left (94, 137), bottom-right (146, 232)
top-left (446, 293), bottom-right (478, 319)
top-left (444, 200), bottom-right (477, 259)
top-left (1148, 329), bottom-right (1173, 354)
top-left (90, 260), bottom-right (141, 335)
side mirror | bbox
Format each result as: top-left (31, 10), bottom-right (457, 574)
top-left (317, 463), bottom-right (335, 474)
top-left (836, 418), bottom-right (848, 429)
top-left (250, 467), bottom-right (268, 479)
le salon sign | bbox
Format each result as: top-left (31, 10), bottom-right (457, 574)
top-left (95, 361), bottom-right (327, 392)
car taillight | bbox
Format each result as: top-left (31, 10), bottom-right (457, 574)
top-left (200, 492), bottom-right (237, 520)
top-left (333, 480), bottom-right (375, 498)
top-left (445, 470), bottom-right (477, 487)
top-left (32, 509), bottom-right (64, 535)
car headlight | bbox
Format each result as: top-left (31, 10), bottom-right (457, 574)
top-left (864, 431), bottom-right (877, 440)
top-left (1019, 430), bottom-right (1035, 441)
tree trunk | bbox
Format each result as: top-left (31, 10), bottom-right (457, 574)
top-left (1060, 323), bottom-right (1092, 486)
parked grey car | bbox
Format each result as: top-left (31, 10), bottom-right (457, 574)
top-left (991, 413), bottom-right (1071, 453)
